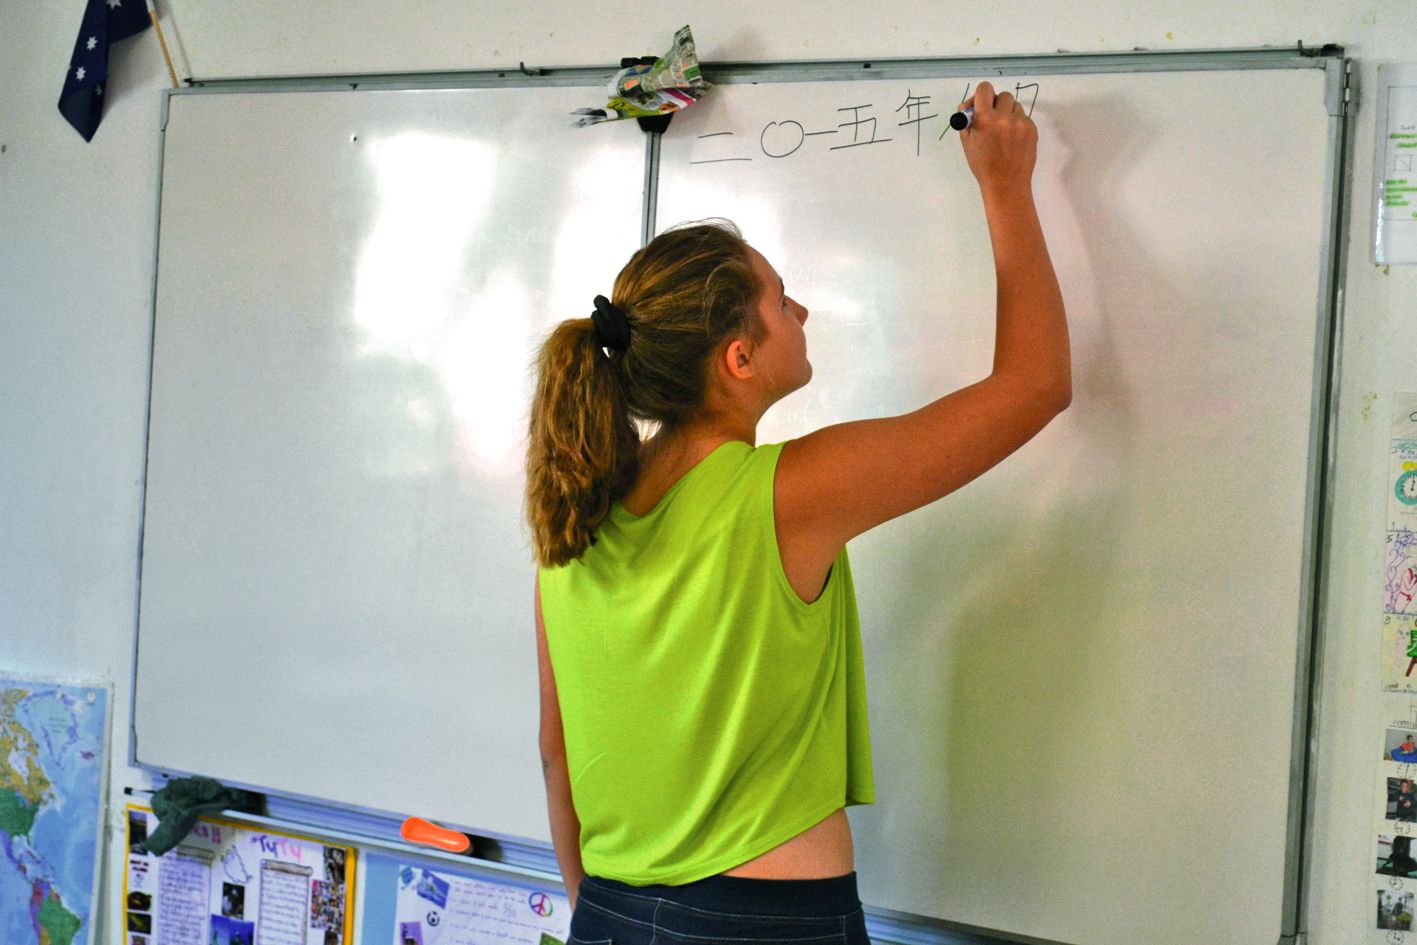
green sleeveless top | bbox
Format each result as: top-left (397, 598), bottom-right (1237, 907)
top-left (538, 440), bottom-right (874, 886)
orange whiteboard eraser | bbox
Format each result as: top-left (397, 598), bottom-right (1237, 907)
top-left (400, 816), bottom-right (472, 854)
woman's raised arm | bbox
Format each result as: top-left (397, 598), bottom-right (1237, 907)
top-left (775, 81), bottom-right (1071, 569)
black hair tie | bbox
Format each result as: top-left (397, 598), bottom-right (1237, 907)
top-left (590, 295), bottom-right (631, 355)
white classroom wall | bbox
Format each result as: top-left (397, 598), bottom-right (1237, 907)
top-left (1, 3), bottom-right (1413, 943)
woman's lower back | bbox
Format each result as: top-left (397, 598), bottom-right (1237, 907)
top-left (723, 808), bottom-right (854, 879)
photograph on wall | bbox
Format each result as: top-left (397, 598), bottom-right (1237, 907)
top-left (1387, 777), bottom-right (1417, 822)
top-left (122, 806), bottom-right (356, 945)
top-left (1379, 833), bottom-right (1417, 878)
top-left (1380, 889), bottom-right (1415, 932)
top-left (1386, 727), bottom-right (1417, 762)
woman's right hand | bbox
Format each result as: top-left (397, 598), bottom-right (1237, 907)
top-left (957, 81), bottom-right (1038, 196)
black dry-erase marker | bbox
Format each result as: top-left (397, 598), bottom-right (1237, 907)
top-left (949, 106), bottom-right (974, 131)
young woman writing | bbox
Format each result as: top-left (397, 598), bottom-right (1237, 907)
top-left (526, 81), bottom-right (1070, 944)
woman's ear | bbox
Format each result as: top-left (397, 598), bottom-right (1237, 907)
top-left (723, 337), bottom-right (754, 381)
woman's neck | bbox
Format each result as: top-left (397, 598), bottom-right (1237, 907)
top-left (643, 414), bottom-right (757, 465)
top-left (619, 418), bottom-right (758, 518)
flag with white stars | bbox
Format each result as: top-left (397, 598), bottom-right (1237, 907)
top-left (58, 0), bottom-right (152, 141)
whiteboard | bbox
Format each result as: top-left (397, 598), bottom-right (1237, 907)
top-left (131, 58), bottom-right (1342, 945)
top-left (134, 85), bottom-right (645, 841)
top-left (654, 67), bottom-right (1331, 945)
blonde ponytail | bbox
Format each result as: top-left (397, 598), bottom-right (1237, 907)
top-left (526, 221), bottom-right (761, 567)
top-left (525, 318), bottom-right (639, 567)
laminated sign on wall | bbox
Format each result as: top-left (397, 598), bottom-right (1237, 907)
top-left (1376, 65), bottom-right (1417, 264)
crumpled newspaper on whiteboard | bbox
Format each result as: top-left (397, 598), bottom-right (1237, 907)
top-left (573, 25), bottom-right (710, 127)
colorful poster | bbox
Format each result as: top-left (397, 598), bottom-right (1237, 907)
top-left (1386, 397), bottom-right (1417, 694)
top-left (1376, 396), bottom-right (1417, 943)
top-left (0, 675), bottom-right (110, 945)
top-left (122, 806), bottom-right (355, 945)
top-left (392, 864), bottom-right (570, 945)
top-left (1391, 402), bottom-right (1417, 533)
top-left (1383, 615), bottom-right (1417, 692)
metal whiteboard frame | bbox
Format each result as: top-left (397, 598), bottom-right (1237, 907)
top-left (131, 46), bottom-right (1351, 945)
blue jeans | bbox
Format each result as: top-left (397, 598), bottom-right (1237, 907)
top-left (569, 873), bottom-right (871, 945)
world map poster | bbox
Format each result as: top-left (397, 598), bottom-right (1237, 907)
top-left (0, 675), bottom-right (111, 945)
